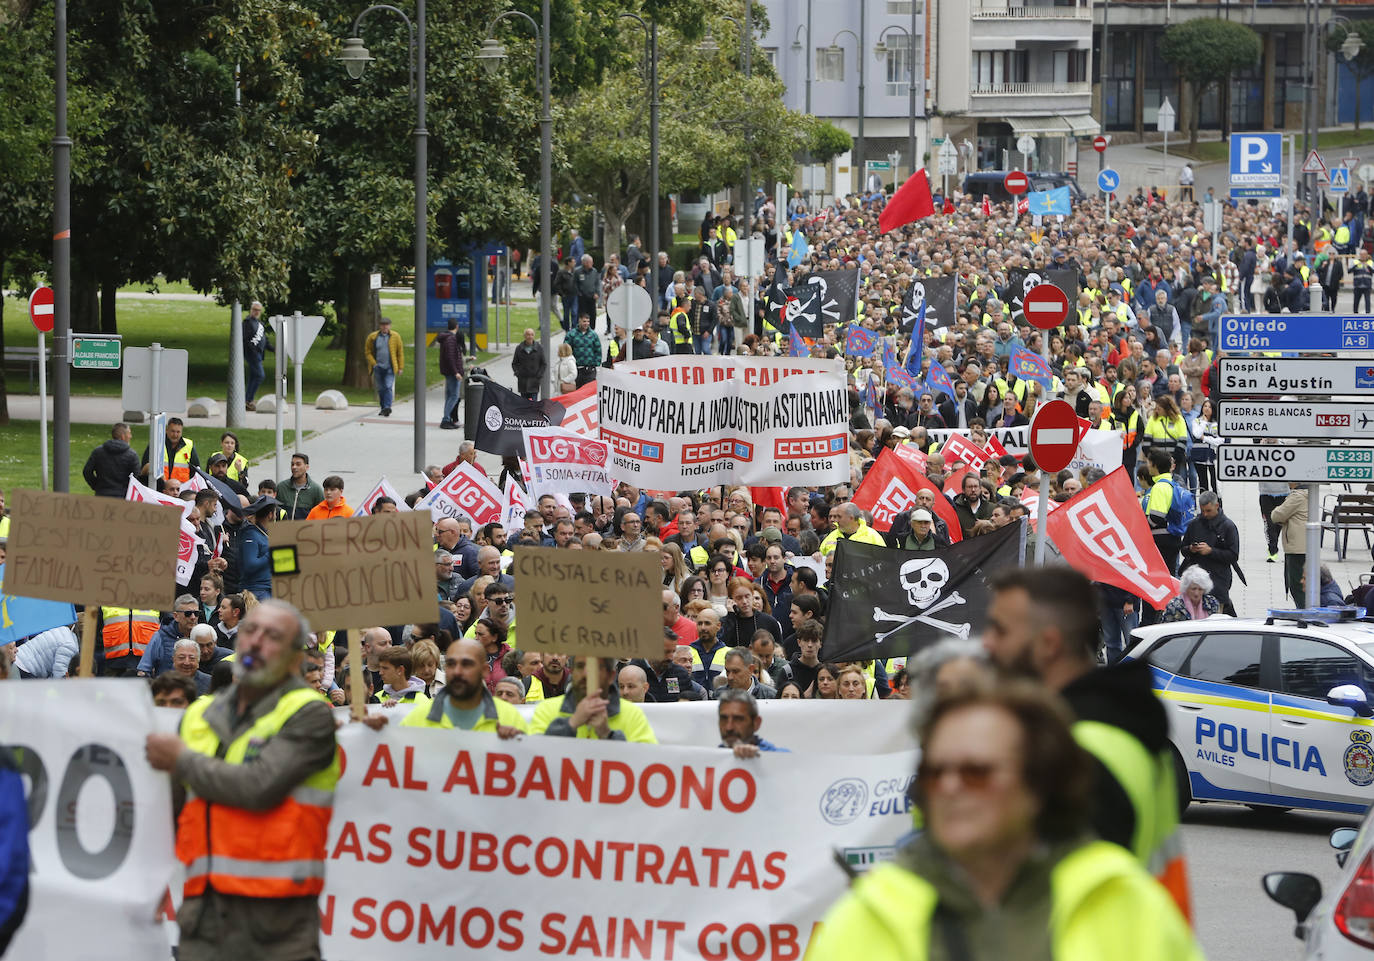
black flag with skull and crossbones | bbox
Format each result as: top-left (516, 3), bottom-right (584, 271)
top-left (820, 524), bottom-right (1021, 663)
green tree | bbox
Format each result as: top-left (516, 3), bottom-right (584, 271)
top-left (1327, 21), bottom-right (1374, 132)
top-left (559, 15), bottom-right (809, 261)
top-left (809, 120), bottom-right (852, 164)
top-left (1159, 18), bottom-right (1261, 148)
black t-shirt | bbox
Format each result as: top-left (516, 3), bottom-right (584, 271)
top-left (786, 657), bottom-right (821, 697)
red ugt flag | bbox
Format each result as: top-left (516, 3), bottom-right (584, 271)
top-left (1046, 467), bottom-right (1180, 611)
top-left (878, 169), bottom-right (936, 235)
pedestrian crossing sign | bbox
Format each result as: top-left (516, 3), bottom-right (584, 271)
top-left (1330, 166), bottom-right (1350, 194)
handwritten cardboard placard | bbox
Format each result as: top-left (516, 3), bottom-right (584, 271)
top-left (6, 489), bottom-right (182, 609)
top-left (268, 512), bottom-right (435, 630)
top-left (512, 547), bottom-right (661, 661)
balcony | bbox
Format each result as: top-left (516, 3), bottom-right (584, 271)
top-left (971, 1), bottom-right (1091, 19)
top-left (968, 81), bottom-right (1092, 117)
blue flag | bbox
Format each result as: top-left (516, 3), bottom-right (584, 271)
top-left (845, 326), bottom-right (879, 358)
top-left (887, 367), bottom-right (917, 390)
top-left (882, 339), bottom-right (898, 372)
top-left (787, 231), bottom-right (809, 268)
top-left (1027, 186), bottom-right (1072, 217)
top-left (0, 564), bottom-right (78, 644)
top-left (1010, 347), bottom-right (1055, 387)
top-left (904, 327), bottom-right (923, 381)
top-left (788, 324), bottom-right (809, 357)
top-left (862, 374), bottom-right (881, 414)
top-left (927, 359), bottom-right (955, 399)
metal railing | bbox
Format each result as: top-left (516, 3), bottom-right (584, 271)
top-left (971, 1), bottom-right (1091, 19)
top-left (969, 80), bottom-right (1091, 96)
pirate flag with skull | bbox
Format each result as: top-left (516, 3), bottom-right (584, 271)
top-left (820, 523), bottom-right (1021, 662)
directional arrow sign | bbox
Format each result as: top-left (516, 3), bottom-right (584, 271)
top-left (1217, 401), bottom-right (1374, 439)
top-left (1218, 357), bottom-right (1374, 397)
top-left (1220, 444), bottom-right (1374, 483)
top-left (1097, 168), bottom-right (1119, 194)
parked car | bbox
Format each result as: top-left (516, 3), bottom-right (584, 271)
top-left (1265, 811), bottom-right (1373, 958)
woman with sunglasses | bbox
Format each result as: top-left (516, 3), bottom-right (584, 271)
top-left (810, 682), bottom-right (1200, 961)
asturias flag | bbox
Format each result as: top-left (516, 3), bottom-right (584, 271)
top-left (1027, 185), bottom-right (1072, 217)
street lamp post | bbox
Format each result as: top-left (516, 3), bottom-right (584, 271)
top-left (830, 26), bottom-right (864, 192)
top-left (477, 0), bottom-right (553, 398)
top-left (338, 1), bottom-right (428, 474)
top-left (52, 0), bottom-right (72, 490)
top-left (875, 24), bottom-right (917, 185)
top-left (619, 12), bottom-right (659, 281)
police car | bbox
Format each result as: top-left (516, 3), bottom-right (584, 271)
top-left (1264, 812), bottom-right (1373, 959)
top-left (1125, 609), bottom-right (1374, 816)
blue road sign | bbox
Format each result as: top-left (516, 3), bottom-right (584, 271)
top-left (1219, 314), bottom-right (1374, 353)
top-left (1230, 186), bottom-right (1282, 199)
top-left (1097, 168), bottom-right (1120, 193)
top-left (1330, 166), bottom-right (1351, 194)
top-left (1230, 133), bottom-right (1283, 186)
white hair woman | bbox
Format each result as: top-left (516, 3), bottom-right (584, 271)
top-left (1160, 566), bottom-right (1221, 623)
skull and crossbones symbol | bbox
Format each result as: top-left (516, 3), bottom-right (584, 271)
top-left (872, 557), bottom-right (968, 643)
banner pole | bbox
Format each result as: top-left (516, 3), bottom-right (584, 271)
top-left (348, 631), bottom-right (365, 723)
top-left (78, 606), bottom-right (98, 678)
top-left (1033, 473), bottom-right (1051, 566)
top-left (1305, 482), bottom-right (1321, 608)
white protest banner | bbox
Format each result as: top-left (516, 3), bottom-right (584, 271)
top-left (419, 461), bottom-right (503, 526)
top-left (124, 477), bottom-right (200, 586)
top-left (502, 478), bottom-right (531, 531)
top-left (598, 357), bottom-right (848, 488)
top-left (521, 425), bottom-right (612, 498)
top-left (926, 424), bottom-right (1029, 455)
top-left (353, 476), bottom-right (411, 517)
top-left (320, 725), bottom-right (917, 960)
top-left (0, 680), bottom-right (174, 960)
top-left (556, 381), bottom-right (600, 437)
top-left (1067, 429), bottom-right (1124, 476)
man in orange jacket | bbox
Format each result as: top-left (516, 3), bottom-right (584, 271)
top-left (304, 476), bottom-right (351, 520)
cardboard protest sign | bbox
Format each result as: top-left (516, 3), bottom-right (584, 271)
top-left (512, 547), bottom-right (661, 661)
top-left (5, 489), bottom-right (182, 609)
top-left (268, 511), bottom-right (436, 630)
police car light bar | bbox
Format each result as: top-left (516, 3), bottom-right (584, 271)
top-left (1266, 607), bottom-right (1368, 625)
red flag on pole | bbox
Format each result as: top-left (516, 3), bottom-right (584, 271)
top-left (1046, 467), bottom-right (1181, 611)
top-left (749, 486), bottom-right (788, 515)
top-left (853, 448), bottom-right (962, 540)
top-left (878, 169), bottom-right (936, 234)
top-left (981, 195), bottom-right (992, 217)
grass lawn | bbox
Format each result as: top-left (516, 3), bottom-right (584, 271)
top-left (1156, 130), bottom-right (1374, 164)
top-left (3, 295), bottom-right (496, 408)
top-left (0, 422), bottom-right (281, 494)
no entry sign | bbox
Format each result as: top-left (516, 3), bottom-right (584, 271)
top-left (1022, 283), bottom-right (1069, 330)
top-left (29, 286), bottom-right (54, 334)
top-left (1004, 171), bottom-right (1029, 196)
top-left (1029, 400), bottom-right (1088, 473)
top-left (1093, 135), bottom-right (1108, 153)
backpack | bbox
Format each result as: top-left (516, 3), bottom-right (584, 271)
top-left (1164, 480), bottom-right (1197, 537)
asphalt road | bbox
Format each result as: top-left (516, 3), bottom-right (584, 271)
top-left (1185, 801), bottom-right (1363, 961)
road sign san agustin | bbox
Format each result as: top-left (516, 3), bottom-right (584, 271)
top-left (1217, 325), bottom-right (1374, 482)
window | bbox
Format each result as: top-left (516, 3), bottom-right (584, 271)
top-left (1147, 633), bottom-right (1201, 675)
top-left (1183, 634), bottom-right (1263, 689)
top-left (760, 47), bottom-right (778, 70)
top-left (884, 41), bottom-right (915, 97)
top-left (886, 1), bottom-right (923, 13)
top-left (817, 46), bottom-right (844, 83)
top-left (1053, 50), bottom-right (1089, 85)
top-left (972, 50), bottom-right (1027, 88)
top-left (1280, 636), bottom-right (1373, 701)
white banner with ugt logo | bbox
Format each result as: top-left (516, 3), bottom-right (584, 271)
top-left (419, 462), bottom-right (504, 526)
top-left (521, 426), bottom-right (612, 498)
top-left (320, 726), bottom-right (916, 960)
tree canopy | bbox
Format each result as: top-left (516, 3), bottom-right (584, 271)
top-left (1159, 18), bottom-right (1261, 146)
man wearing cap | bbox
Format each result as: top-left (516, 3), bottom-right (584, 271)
top-left (208, 453), bottom-right (250, 500)
top-left (893, 507), bottom-right (949, 551)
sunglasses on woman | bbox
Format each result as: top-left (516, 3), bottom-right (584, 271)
top-left (916, 760), bottom-right (1005, 792)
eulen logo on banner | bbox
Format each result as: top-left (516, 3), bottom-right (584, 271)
top-left (775, 435), bottom-right (845, 459)
top-left (528, 435), bottom-right (607, 467)
top-left (683, 438), bottom-right (755, 464)
top-left (1063, 489), bottom-right (1170, 604)
top-left (602, 429), bottom-right (665, 462)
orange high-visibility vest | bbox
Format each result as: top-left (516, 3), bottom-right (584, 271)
top-left (176, 687), bottom-right (338, 900)
top-left (100, 608), bottom-right (160, 659)
top-left (164, 439), bottom-right (195, 483)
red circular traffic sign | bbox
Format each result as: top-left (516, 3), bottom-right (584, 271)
top-left (1093, 135), bottom-right (1108, 153)
top-left (28, 286), bottom-right (54, 334)
top-left (1022, 283), bottom-right (1069, 330)
top-left (1004, 171), bottom-right (1029, 196)
top-left (1029, 400), bottom-right (1088, 473)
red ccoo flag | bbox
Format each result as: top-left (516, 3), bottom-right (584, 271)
top-left (878, 168), bottom-right (936, 235)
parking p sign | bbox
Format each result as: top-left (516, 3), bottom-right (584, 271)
top-left (1230, 133), bottom-right (1282, 186)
